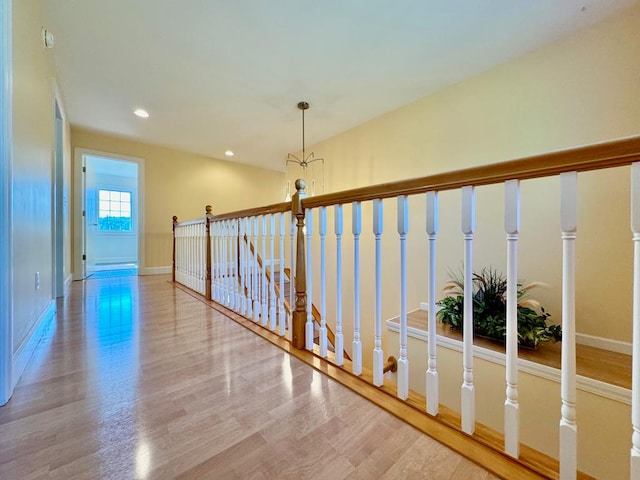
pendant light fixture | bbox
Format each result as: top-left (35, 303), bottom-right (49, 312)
top-left (285, 101), bottom-right (324, 200)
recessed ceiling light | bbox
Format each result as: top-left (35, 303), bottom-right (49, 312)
top-left (134, 108), bottom-right (149, 118)
top-left (225, 150), bottom-right (234, 157)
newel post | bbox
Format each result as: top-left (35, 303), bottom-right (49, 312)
top-left (172, 215), bottom-right (178, 282)
top-left (205, 205), bottom-right (213, 301)
top-left (292, 179), bottom-right (308, 349)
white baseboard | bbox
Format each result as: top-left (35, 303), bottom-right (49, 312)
top-left (64, 274), bottom-right (73, 292)
top-left (12, 300), bottom-right (56, 390)
top-left (95, 256), bottom-right (137, 265)
top-left (139, 266), bottom-right (171, 275)
top-left (576, 333), bottom-right (631, 356)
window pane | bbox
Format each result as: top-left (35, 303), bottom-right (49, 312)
top-left (97, 189), bottom-right (133, 232)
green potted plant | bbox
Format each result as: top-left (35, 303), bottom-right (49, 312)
top-left (436, 267), bottom-right (562, 350)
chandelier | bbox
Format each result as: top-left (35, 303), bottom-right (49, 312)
top-left (285, 101), bottom-right (324, 200)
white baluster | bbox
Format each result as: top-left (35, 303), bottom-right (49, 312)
top-left (426, 191), bottom-right (439, 415)
top-left (504, 180), bottom-right (520, 457)
top-left (352, 201), bottom-right (363, 376)
top-left (240, 217), bottom-right (249, 317)
top-left (234, 220), bottom-right (241, 310)
top-left (397, 195), bottom-right (409, 400)
top-left (305, 208), bottom-right (314, 350)
top-left (227, 221), bottom-right (234, 308)
top-left (289, 211), bottom-right (296, 336)
top-left (245, 218), bottom-right (253, 318)
top-left (261, 215), bottom-right (268, 326)
top-left (278, 212), bottom-right (286, 336)
top-left (560, 172), bottom-right (578, 480)
top-left (253, 216), bottom-right (260, 322)
top-left (222, 221), bottom-right (229, 305)
top-left (373, 199), bottom-right (384, 386)
top-left (227, 220), bottom-right (233, 307)
top-left (631, 162), bottom-right (640, 480)
top-left (461, 185), bottom-right (475, 434)
top-left (215, 222), bottom-right (221, 301)
top-left (319, 207), bottom-right (328, 357)
top-left (335, 204), bottom-right (345, 365)
top-left (269, 214), bottom-right (277, 331)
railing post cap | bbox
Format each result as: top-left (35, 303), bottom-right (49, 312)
top-left (205, 205), bottom-right (212, 215)
top-left (172, 215), bottom-right (178, 222)
top-left (295, 178), bottom-right (306, 192)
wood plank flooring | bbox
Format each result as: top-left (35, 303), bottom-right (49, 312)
top-left (0, 274), bottom-right (498, 480)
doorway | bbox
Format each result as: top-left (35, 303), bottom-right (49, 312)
top-left (74, 149), bottom-right (145, 279)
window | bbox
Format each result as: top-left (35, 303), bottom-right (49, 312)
top-left (98, 189), bottom-right (132, 231)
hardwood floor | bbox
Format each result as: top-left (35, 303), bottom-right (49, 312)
top-left (0, 275), bottom-right (498, 480)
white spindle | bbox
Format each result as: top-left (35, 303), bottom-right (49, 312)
top-left (461, 185), bottom-right (476, 434)
top-left (426, 191), bottom-right (439, 415)
top-left (352, 201), bottom-right (363, 376)
top-left (305, 209), bottom-right (314, 350)
top-left (319, 207), bottom-right (328, 357)
top-left (240, 218), bottom-right (247, 315)
top-left (397, 196), bottom-right (409, 400)
top-left (245, 218), bottom-right (253, 318)
top-left (225, 220), bottom-right (232, 306)
top-left (504, 180), bottom-right (520, 457)
top-left (269, 214), bottom-right (277, 331)
top-left (253, 216), bottom-right (260, 322)
top-left (560, 171), bottom-right (578, 480)
top-left (373, 199), bottom-right (384, 387)
top-left (288, 211), bottom-right (295, 341)
top-left (261, 216), bottom-right (269, 325)
top-left (335, 204), bottom-right (345, 365)
top-left (631, 162), bottom-right (640, 480)
top-left (278, 212), bottom-right (286, 336)
top-left (219, 222), bottom-right (225, 301)
top-left (213, 222), bottom-right (220, 303)
top-left (234, 220), bottom-right (241, 311)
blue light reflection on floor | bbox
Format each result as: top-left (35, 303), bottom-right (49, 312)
top-left (87, 277), bottom-right (142, 475)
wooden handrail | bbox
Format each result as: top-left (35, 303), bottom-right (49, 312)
top-left (210, 201), bottom-right (291, 222)
top-left (175, 217), bottom-right (207, 227)
top-left (302, 135), bottom-right (640, 209)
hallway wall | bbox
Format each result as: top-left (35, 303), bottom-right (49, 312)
top-left (12, 0), bottom-right (71, 356)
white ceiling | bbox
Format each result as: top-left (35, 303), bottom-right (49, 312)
top-left (43, 0), bottom-right (638, 172)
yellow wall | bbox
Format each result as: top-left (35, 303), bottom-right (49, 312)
top-left (299, 5), bottom-right (640, 347)
top-left (12, 0), bottom-right (71, 352)
top-left (71, 128), bottom-right (285, 269)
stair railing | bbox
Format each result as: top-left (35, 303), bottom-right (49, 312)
top-left (173, 134), bottom-right (640, 479)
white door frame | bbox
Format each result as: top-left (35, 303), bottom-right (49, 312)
top-left (73, 148), bottom-right (145, 279)
top-left (0, 0), bottom-right (13, 405)
top-left (52, 81), bottom-right (65, 297)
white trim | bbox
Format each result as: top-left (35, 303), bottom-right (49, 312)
top-left (386, 319), bottom-right (631, 405)
top-left (0, 0), bottom-right (13, 406)
top-left (74, 148), bottom-right (146, 278)
top-left (12, 301), bottom-right (56, 390)
top-left (139, 266), bottom-right (172, 275)
top-left (64, 274), bottom-right (73, 292)
top-left (576, 332), bottom-right (632, 356)
top-left (52, 79), bottom-right (66, 299)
